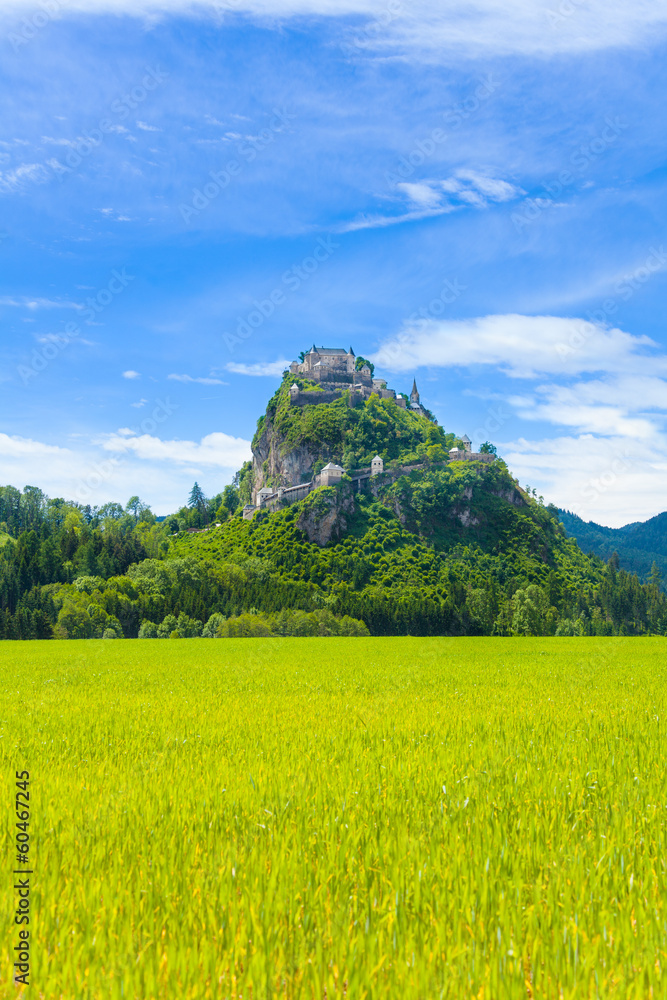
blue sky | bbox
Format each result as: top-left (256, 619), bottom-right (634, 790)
top-left (1, 0), bottom-right (667, 524)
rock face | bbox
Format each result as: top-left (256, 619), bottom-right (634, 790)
top-left (252, 412), bottom-right (339, 494)
top-left (296, 484), bottom-right (356, 547)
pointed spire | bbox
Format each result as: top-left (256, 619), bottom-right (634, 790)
top-left (349, 346), bottom-right (355, 356)
top-left (412, 378), bottom-right (418, 395)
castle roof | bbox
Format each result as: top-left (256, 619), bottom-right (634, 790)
top-left (411, 378), bottom-right (419, 394)
top-left (310, 346), bottom-right (349, 356)
top-left (461, 434), bottom-right (471, 443)
top-left (372, 455), bottom-right (383, 462)
top-left (321, 462), bottom-right (344, 471)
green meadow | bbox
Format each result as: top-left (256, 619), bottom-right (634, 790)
top-left (2, 638), bottom-right (666, 998)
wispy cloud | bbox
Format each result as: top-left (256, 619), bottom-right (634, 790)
top-left (122, 370), bottom-right (141, 379)
top-left (225, 360), bottom-right (290, 377)
top-left (101, 429), bottom-right (251, 467)
top-left (0, 163), bottom-right (49, 193)
top-left (0, 295), bottom-right (82, 310)
top-left (167, 373), bottom-right (227, 385)
top-left (340, 172), bottom-right (522, 233)
top-left (373, 314), bottom-right (664, 379)
top-left (2, 1), bottom-right (666, 58)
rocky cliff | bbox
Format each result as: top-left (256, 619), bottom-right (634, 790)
top-left (250, 374), bottom-right (455, 494)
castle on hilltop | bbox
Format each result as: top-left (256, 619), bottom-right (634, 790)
top-left (239, 345), bottom-right (494, 516)
top-left (288, 345), bottom-right (428, 414)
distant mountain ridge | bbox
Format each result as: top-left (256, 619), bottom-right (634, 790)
top-left (559, 509), bottom-right (667, 589)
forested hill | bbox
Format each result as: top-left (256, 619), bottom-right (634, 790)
top-left (171, 461), bottom-right (666, 637)
top-left (251, 375), bottom-right (461, 494)
top-left (1, 392), bottom-right (666, 638)
top-left (560, 509), bottom-right (667, 590)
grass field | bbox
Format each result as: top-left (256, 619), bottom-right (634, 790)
top-left (2, 637), bottom-right (666, 998)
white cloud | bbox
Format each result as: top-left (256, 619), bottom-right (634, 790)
top-left (0, 163), bottom-right (49, 193)
top-left (1, 1), bottom-right (666, 57)
top-left (122, 370), bottom-right (141, 379)
top-left (130, 398), bottom-right (149, 408)
top-left (338, 206), bottom-right (452, 233)
top-left (502, 434), bottom-right (667, 527)
top-left (0, 295), bottom-right (82, 311)
top-left (372, 314), bottom-right (664, 378)
top-left (101, 430), bottom-right (251, 468)
top-left (397, 182), bottom-right (443, 209)
top-left (343, 172), bottom-right (523, 232)
top-left (509, 376), bottom-right (667, 438)
top-left (136, 121), bottom-right (161, 131)
top-left (167, 373), bottom-right (227, 385)
top-left (455, 170), bottom-right (521, 202)
top-left (225, 360), bottom-right (290, 377)
top-left (0, 429), bottom-right (251, 514)
top-left (0, 432), bottom-right (66, 462)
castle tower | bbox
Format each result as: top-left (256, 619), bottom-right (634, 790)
top-left (410, 379), bottom-right (420, 405)
top-left (461, 434), bottom-right (472, 453)
top-left (371, 455), bottom-right (384, 476)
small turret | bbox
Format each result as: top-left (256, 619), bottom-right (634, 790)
top-left (410, 379), bottom-right (420, 404)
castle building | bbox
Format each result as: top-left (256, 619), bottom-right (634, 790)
top-left (287, 345), bottom-right (431, 410)
top-left (290, 346), bottom-right (358, 383)
top-left (320, 462), bottom-right (345, 487)
top-left (409, 378), bottom-right (427, 415)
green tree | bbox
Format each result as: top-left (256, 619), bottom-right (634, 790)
top-left (125, 496), bottom-right (149, 522)
top-left (188, 483), bottom-right (208, 525)
top-left (479, 442), bottom-right (497, 455)
top-left (355, 356), bottom-right (375, 377)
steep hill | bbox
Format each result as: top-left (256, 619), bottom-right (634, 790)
top-left (251, 375), bottom-right (459, 493)
top-left (560, 510), bottom-right (667, 590)
top-left (173, 459), bottom-right (667, 636)
top-left (2, 387), bottom-right (666, 639)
